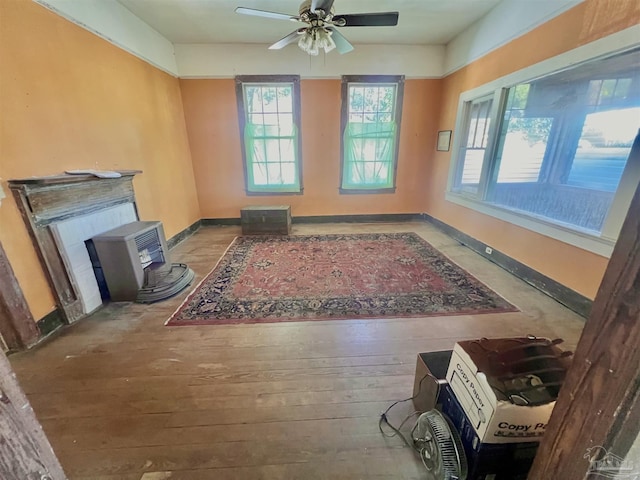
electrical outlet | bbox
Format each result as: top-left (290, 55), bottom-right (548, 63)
top-left (485, 246), bottom-right (493, 255)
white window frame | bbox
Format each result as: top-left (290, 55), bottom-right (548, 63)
top-left (446, 27), bottom-right (640, 258)
top-left (451, 93), bottom-right (502, 197)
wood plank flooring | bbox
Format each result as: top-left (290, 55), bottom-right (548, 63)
top-left (9, 222), bottom-right (586, 479)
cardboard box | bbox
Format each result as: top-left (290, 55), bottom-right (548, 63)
top-left (445, 338), bottom-right (568, 444)
top-left (440, 384), bottom-right (538, 480)
top-left (412, 351), bottom-right (451, 412)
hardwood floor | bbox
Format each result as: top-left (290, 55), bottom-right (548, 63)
top-left (9, 222), bottom-right (586, 479)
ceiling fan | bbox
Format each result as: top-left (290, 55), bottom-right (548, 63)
top-left (235, 0), bottom-right (399, 55)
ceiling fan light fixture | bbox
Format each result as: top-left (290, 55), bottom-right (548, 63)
top-left (297, 28), bottom-right (335, 55)
top-left (319, 29), bottom-right (336, 53)
top-left (237, 1), bottom-right (398, 55)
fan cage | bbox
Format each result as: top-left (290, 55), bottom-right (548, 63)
top-left (415, 409), bottom-right (468, 480)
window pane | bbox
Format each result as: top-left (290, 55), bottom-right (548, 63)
top-left (378, 87), bottom-right (395, 113)
top-left (279, 138), bottom-right (295, 163)
top-left (362, 138), bottom-right (377, 161)
top-left (248, 113), bottom-right (263, 125)
top-left (466, 105), bottom-right (479, 148)
top-left (364, 87), bottom-right (378, 112)
top-left (245, 86), bottom-right (261, 114)
top-left (252, 163), bottom-right (268, 185)
top-left (460, 150), bottom-right (485, 185)
top-left (485, 48), bottom-right (640, 233)
top-left (261, 87), bottom-right (278, 112)
top-left (281, 163), bottom-right (296, 184)
top-left (250, 139), bottom-right (266, 163)
top-left (264, 139), bottom-right (280, 162)
top-left (267, 164), bottom-right (283, 184)
top-left (276, 87), bottom-right (292, 112)
top-left (495, 116), bottom-right (553, 183)
top-left (278, 113), bottom-right (293, 129)
top-left (262, 113), bottom-right (279, 125)
top-left (567, 108), bottom-right (638, 191)
top-left (349, 87), bottom-right (365, 114)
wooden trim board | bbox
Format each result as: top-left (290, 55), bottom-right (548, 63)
top-left (167, 220), bottom-right (201, 250)
top-left (422, 213), bottom-right (592, 318)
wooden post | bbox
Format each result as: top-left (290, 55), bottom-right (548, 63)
top-left (0, 242), bottom-right (39, 350)
top-left (529, 156), bottom-right (640, 475)
top-left (0, 348), bottom-right (66, 479)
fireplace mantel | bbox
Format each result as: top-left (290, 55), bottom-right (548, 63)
top-left (9, 170), bottom-right (142, 323)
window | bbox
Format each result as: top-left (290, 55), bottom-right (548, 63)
top-left (449, 47), bottom-right (640, 246)
top-left (454, 96), bottom-right (494, 194)
top-left (340, 75), bottom-right (404, 192)
top-left (235, 75), bottom-right (302, 194)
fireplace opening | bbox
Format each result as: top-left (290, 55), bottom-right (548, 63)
top-left (85, 239), bottom-right (110, 302)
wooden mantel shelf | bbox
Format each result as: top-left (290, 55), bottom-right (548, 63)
top-left (8, 169), bottom-right (141, 186)
top-left (8, 170), bottom-right (142, 227)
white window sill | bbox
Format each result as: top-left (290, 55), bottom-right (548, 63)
top-left (445, 192), bottom-right (615, 258)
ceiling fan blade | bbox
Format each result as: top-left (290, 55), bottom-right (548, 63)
top-left (310, 0), bottom-right (334, 13)
top-left (327, 28), bottom-right (354, 55)
top-left (235, 7), bottom-right (300, 22)
top-left (268, 30), bottom-right (303, 50)
top-left (333, 12), bottom-right (399, 27)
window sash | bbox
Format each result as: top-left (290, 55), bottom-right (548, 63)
top-left (244, 123), bottom-right (299, 191)
top-left (454, 96), bottom-right (495, 194)
top-left (342, 122), bottom-right (396, 189)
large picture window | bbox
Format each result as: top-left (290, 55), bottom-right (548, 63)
top-left (449, 47), bottom-right (640, 248)
top-left (235, 75), bottom-right (302, 194)
top-left (340, 75), bottom-right (404, 192)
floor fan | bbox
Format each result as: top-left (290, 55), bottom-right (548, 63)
top-left (412, 410), bottom-right (468, 480)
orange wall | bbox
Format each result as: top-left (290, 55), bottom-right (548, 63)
top-left (0, 0), bottom-right (201, 320)
top-left (180, 78), bottom-right (441, 218)
top-left (3, 0), bottom-right (635, 322)
top-left (428, 0), bottom-right (640, 299)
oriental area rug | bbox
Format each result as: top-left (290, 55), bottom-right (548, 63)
top-left (166, 232), bottom-right (517, 326)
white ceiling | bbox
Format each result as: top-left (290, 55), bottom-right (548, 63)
top-left (116, 0), bottom-right (502, 45)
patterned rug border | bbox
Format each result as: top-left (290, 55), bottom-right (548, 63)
top-left (165, 236), bottom-right (241, 326)
top-left (166, 232), bottom-right (519, 326)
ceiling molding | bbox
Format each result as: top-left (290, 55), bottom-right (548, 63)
top-left (34, 0), bottom-right (178, 76)
top-left (444, 0), bottom-right (585, 76)
top-left (175, 44), bottom-right (444, 79)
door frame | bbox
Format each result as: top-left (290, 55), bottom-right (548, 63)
top-left (0, 346), bottom-right (66, 478)
top-left (0, 241), bottom-right (39, 351)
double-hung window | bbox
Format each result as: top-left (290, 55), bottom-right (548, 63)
top-left (448, 47), bottom-right (640, 254)
top-left (340, 75), bottom-right (404, 192)
top-left (454, 96), bottom-right (495, 194)
top-left (236, 75), bottom-right (302, 194)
